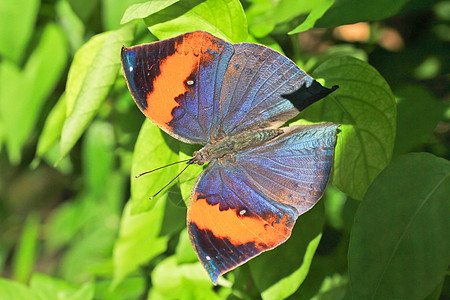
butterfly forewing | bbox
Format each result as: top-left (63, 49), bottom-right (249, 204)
top-left (121, 31), bottom-right (233, 144)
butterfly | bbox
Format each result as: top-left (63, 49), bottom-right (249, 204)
top-left (121, 31), bottom-right (339, 284)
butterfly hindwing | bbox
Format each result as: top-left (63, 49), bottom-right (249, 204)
top-left (121, 31), bottom-right (234, 144)
top-left (236, 123), bottom-right (339, 215)
top-left (187, 123), bottom-right (339, 283)
top-left (187, 161), bottom-right (297, 284)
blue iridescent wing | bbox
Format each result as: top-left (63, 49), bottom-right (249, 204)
top-left (214, 43), bottom-right (336, 138)
top-left (187, 123), bottom-right (339, 284)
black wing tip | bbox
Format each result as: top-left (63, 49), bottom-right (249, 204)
top-left (310, 80), bottom-right (338, 98)
top-left (282, 80), bottom-right (339, 112)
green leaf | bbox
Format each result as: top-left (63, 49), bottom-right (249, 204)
top-left (424, 280), bottom-right (445, 300)
top-left (44, 200), bottom-right (86, 254)
top-left (289, 0), bottom-right (334, 34)
top-left (0, 278), bottom-right (36, 300)
top-left (178, 143), bottom-right (202, 207)
top-left (29, 273), bottom-right (80, 300)
top-left (59, 24), bottom-right (135, 162)
top-left (144, 0), bottom-right (248, 43)
top-left (315, 0), bottom-right (410, 28)
top-left (130, 120), bottom-right (179, 214)
top-left (0, 0), bottom-right (39, 63)
top-left (159, 191), bottom-right (186, 236)
top-left (298, 56), bottom-right (396, 200)
top-left (0, 24), bottom-right (67, 164)
top-left (12, 214), bottom-right (40, 283)
top-left (348, 153), bottom-right (450, 300)
top-left (0, 61), bottom-right (22, 162)
top-left (245, 0), bottom-right (275, 37)
top-left (103, 0), bottom-right (149, 30)
top-left (82, 121), bottom-right (115, 197)
top-left (55, 0), bottom-right (85, 53)
top-left (393, 85), bottom-right (444, 157)
top-left (29, 274), bottom-right (95, 300)
top-left (95, 277), bottom-right (145, 300)
top-left (60, 174), bottom-right (124, 283)
top-left (303, 44), bottom-right (368, 72)
top-left (311, 274), bottom-right (348, 300)
top-left (68, 0), bottom-right (101, 22)
top-left (247, 0), bottom-right (334, 37)
top-left (249, 202), bottom-right (325, 299)
top-left (36, 94), bottom-right (67, 158)
top-left (112, 199), bottom-right (168, 287)
top-left (65, 281), bottom-right (95, 300)
top-left (149, 256), bottom-right (220, 299)
top-left (323, 184), bottom-right (347, 230)
top-left (175, 229), bottom-right (197, 264)
top-left (120, 0), bottom-right (181, 24)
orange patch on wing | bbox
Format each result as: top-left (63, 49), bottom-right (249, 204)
top-left (145, 32), bottom-right (223, 130)
top-left (146, 50), bottom-right (196, 130)
top-left (188, 193), bottom-right (291, 247)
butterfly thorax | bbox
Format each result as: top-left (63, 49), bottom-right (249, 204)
top-left (190, 129), bottom-right (283, 165)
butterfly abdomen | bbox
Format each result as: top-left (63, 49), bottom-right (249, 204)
top-left (191, 129), bottom-right (283, 165)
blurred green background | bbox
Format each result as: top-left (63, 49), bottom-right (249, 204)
top-left (0, 0), bottom-right (448, 299)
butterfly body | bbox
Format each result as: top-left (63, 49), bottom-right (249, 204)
top-left (121, 31), bottom-right (339, 284)
top-left (190, 128), bottom-right (283, 165)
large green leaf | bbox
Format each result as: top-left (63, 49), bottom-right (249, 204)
top-left (298, 56), bottom-right (396, 200)
top-left (315, 0), bottom-right (410, 28)
top-left (120, 0), bottom-right (181, 24)
top-left (393, 85), bottom-right (444, 157)
top-left (112, 199), bottom-right (168, 287)
top-left (0, 24), bottom-right (67, 164)
top-left (144, 0), bottom-right (248, 43)
top-left (348, 153), bottom-right (450, 300)
top-left (129, 120), bottom-right (180, 214)
top-left (249, 202), bottom-right (325, 299)
top-left (0, 0), bottom-right (39, 63)
top-left (59, 24), bottom-right (134, 162)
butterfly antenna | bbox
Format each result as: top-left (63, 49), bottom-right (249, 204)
top-left (135, 159), bottom-right (191, 178)
top-left (149, 163), bottom-right (191, 200)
